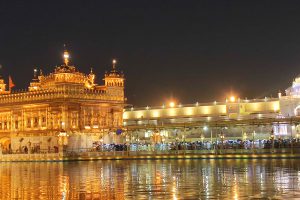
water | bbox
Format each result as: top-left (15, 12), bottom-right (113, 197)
top-left (0, 159), bottom-right (300, 199)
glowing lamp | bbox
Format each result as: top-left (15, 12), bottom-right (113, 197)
top-left (93, 125), bottom-right (99, 129)
top-left (112, 59), bottom-right (117, 70)
top-left (230, 96), bottom-right (236, 102)
top-left (169, 102), bottom-right (175, 107)
top-left (63, 52), bottom-right (69, 59)
top-left (63, 50), bottom-right (70, 65)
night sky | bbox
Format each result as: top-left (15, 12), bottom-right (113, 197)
top-left (1, 1), bottom-right (300, 106)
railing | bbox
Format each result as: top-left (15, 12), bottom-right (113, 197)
top-left (124, 117), bottom-right (300, 129)
top-left (62, 146), bottom-right (300, 157)
top-left (0, 88), bottom-right (123, 105)
top-left (1, 148), bottom-right (58, 155)
top-left (1, 147), bottom-right (300, 162)
top-left (2, 142), bottom-right (300, 159)
top-left (124, 98), bottom-right (279, 111)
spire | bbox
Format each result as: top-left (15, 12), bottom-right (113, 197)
top-left (33, 68), bottom-right (38, 79)
top-left (112, 59), bottom-right (117, 71)
top-left (105, 58), bottom-right (124, 78)
top-left (63, 44), bottom-right (70, 66)
top-left (104, 58), bottom-right (124, 88)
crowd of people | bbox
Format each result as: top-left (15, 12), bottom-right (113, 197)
top-left (92, 138), bottom-right (300, 152)
top-left (2, 138), bottom-right (300, 154)
top-left (1, 145), bottom-right (59, 154)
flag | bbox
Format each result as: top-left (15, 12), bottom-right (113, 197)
top-left (8, 76), bottom-right (15, 90)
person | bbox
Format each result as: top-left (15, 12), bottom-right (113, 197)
top-left (24, 146), bottom-right (28, 154)
top-left (28, 141), bottom-right (32, 154)
top-left (54, 146), bottom-right (58, 153)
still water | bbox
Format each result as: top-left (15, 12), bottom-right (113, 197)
top-left (0, 159), bottom-right (300, 199)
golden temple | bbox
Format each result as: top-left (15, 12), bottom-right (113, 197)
top-left (0, 49), bottom-right (125, 153)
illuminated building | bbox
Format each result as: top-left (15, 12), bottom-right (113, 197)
top-left (123, 74), bottom-right (300, 142)
top-left (0, 49), bottom-right (125, 152)
top-left (123, 98), bottom-right (280, 124)
top-left (2, 49), bottom-right (300, 151)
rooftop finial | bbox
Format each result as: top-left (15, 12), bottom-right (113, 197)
top-left (112, 59), bottom-right (117, 70)
top-left (33, 68), bottom-right (38, 79)
top-left (63, 44), bottom-right (70, 66)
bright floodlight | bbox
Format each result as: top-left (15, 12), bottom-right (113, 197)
top-left (113, 59), bottom-right (117, 64)
top-left (230, 96), bottom-right (235, 102)
top-left (64, 52), bottom-right (69, 59)
top-left (169, 102), bottom-right (175, 107)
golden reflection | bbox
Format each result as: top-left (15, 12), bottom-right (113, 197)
top-left (172, 175), bottom-right (177, 200)
top-left (0, 160), bottom-right (300, 199)
top-left (59, 175), bottom-right (69, 200)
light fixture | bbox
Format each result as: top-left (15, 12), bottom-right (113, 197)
top-left (230, 96), bottom-right (235, 102)
top-left (169, 102), bottom-right (175, 107)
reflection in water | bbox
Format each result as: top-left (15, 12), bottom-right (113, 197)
top-left (0, 159), bottom-right (300, 199)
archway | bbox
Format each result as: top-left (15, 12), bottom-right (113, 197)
top-left (0, 137), bottom-right (11, 153)
top-left (294, 105), bottom-right (300, 116)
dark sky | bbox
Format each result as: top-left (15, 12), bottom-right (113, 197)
top-left (1, 1), bottom-right (300, 106)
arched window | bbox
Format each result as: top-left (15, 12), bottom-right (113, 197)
top-left (294, 105), bottom-right (300, 116)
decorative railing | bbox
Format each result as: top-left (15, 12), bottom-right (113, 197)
top-left (0, 88), bottom-right (124, 104)
top-left (124, 98), bottom-right (279, 111)
top-left (1, 144), bottom-right (300, 161)
top-left (2, 148), bottom-right (300, 157)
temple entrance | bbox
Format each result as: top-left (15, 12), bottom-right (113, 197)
top-left (295, 105), bottom-right (300, 116)
top-left (0, 137), bottom-right (11, 153)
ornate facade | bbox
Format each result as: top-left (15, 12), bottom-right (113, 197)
top-left (0, 50), bottom-right (125, 152)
